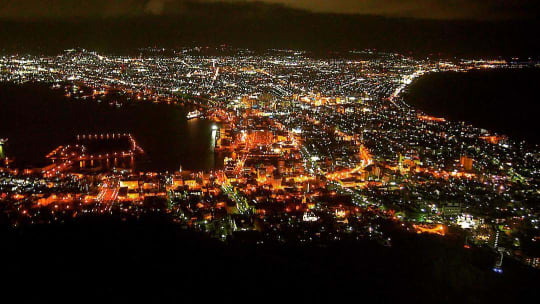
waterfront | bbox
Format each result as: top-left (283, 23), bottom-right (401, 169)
top-left (405, 68), bottom-right (540, 144)
top-left (0, 83), bottom-right (221, 171)
top-left (1, 49), bottom-right (539, 286)
top-left (2, 0), bottom-right (540, 301)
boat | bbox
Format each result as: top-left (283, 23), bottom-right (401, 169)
top-left (186, 110), bottom-right (202, 120)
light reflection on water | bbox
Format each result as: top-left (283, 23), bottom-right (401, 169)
top-left (0, 83), bottom-right (223, 172)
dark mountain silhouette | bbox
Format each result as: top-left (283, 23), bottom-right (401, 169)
top-left (1, 1), bottom-right (538, 57)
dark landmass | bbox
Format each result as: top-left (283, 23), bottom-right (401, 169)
top-left (1, 214), bottom-right (537, 302)
top-left (1, 2), bottom-right (539, 58)
top-left (405, 68), bottom-right (540, 144)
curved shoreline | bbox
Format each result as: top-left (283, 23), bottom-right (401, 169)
top-left (403, 68), bottom-right (540, 144)
top-left (0, 82), bottom-right (219, 171)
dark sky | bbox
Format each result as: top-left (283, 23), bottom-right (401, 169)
top-left (0, 0), bottom-right (538, 20)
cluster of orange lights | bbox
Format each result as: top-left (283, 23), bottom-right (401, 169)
top-left (479, 136), bottom-right (505, 144)
top-left (415, 167), bottom-right (475, 180)
top-left (413, 224), bottom-right (446, 236)
top-left (417, 115), bottom-right (445, 122)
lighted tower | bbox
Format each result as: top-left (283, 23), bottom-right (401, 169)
top-left (0, 138), bottom-right (6, 160)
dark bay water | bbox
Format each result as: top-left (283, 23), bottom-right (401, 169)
top-left (0, 83), bottom-right (221, 171)
top-left (405, 68), bottom-right (540, 144)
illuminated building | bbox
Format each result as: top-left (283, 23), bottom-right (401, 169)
top-left (0, 138), bottom-right (5, 160)
top-left (441, 202), bottom-right (461, 217)
top-left (456, 214), bottom-right (476, 229)
top-left (460, 155), bottom-right (474, 171)
top-left (303, 211), bottom-right (319, 222)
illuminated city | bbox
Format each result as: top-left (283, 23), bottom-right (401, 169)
top-left (1, 1), bottom-right (539, 302)
top-left (2, 48), bottom-right (539, 261)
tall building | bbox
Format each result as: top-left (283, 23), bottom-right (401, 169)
top-left (460, 155), bottom-right (474, 171)
top-left (0, 138), bottom-right (6, 160)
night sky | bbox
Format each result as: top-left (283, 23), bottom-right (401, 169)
top-left (0, 0), bottom-right (538, 20)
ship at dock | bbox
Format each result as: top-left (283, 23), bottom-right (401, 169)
top-left (186, 110), bottom-right (202, 120)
